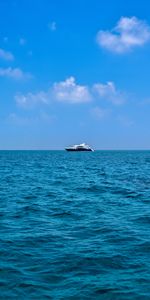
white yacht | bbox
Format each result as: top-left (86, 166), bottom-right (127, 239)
top-left (65, 143), bottom-right (94, 152)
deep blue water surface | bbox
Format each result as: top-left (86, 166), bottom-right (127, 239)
top-left (0, 151), bottom-right (150, 299)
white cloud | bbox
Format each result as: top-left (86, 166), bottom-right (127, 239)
top-left (15, 77), bottom-right (91, 108)
top-left (19, 38), bottom-right (26, 46)
top-left (93, 81), bottom-right (125, 105)
top-left (97, 16), bottom-right (150, 53)
top-left (15, 91), bottom-right (49, 108)
top-left (0, 48), bottom-right (14, 61)
top-left (53, 76), bottom-right (92, 103)
top-left (0, 67), bottom-right (32, 80)
top-left (48, 21), bottom-right (56, 31)
top-left (14, 77), bottom-right (125, 109)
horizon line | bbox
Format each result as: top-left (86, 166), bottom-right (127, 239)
top-left (1, 149), bottom-right (150, 151)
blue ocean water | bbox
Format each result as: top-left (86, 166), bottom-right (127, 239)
top-left (0, 150), bottom-right (150, 299)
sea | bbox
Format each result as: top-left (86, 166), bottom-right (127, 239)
top-left (0, 150), bottom-right (150, 299)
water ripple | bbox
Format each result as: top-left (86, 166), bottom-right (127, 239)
top-left (0, 150), bottom-right (150, 299)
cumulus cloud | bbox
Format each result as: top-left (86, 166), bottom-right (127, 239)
top-left (0, 67), bottom-right (32, 80)
top-left (93, 81), bottom-right (125, 105)
top-left (15, 91), bottom-right (49, 108)
top-left (15, 77), bottom-right (91, 108)
top-left (14, 77), bottom-right (125, 109)
top-left (53, 76), bottom-right (92, 103)
top-left (0, 48), bottom-right (14, 61)
top-left (48, 21), bottom-right (56, 31)
top-left (97, 16), bottom-right (150, 53)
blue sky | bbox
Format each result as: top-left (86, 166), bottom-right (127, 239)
top-left (1, 0), bottom-right (150, 149)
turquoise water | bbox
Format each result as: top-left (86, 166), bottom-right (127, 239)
top-left (0, 150), bottom-right (150, 299)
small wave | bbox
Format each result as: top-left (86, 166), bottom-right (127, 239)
top-left (1, 150), bottom-right (150, 299)
top-left (134, 215), bottom-right (150, 224)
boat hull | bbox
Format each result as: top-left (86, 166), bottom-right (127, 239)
top-left (65, 148), bottom-right (93, 151)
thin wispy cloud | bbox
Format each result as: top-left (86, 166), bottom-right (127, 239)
top-left (97, 16), bottom-right (150, 53)
top-left (19, 38), bottom-right (26, 46)
top-left (91, 106), bottom-right (110, 120)
top-left (93, 81), bottom-right (125, 105)
top-left (15, 91), bottom-right (49, 108)
top-left (3, 37), bottom-right (8, 43)
top-left (7, 113), bottom-right (32, 126)
top-left (117, 115), bottom-right (134, 127)
top-left (48, 21), bottom-right (56, 31)
top-left (27, 50), bottom-right (33, 56)
top-left (0, 48), bottom-right (14, 61)
top-left (0, 67), bottom-right (32, 80)
top-left (7, 112), bottom-right (55, 125)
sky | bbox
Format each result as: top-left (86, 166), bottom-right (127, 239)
top-left (1, 0), bottom-right (150, 149)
